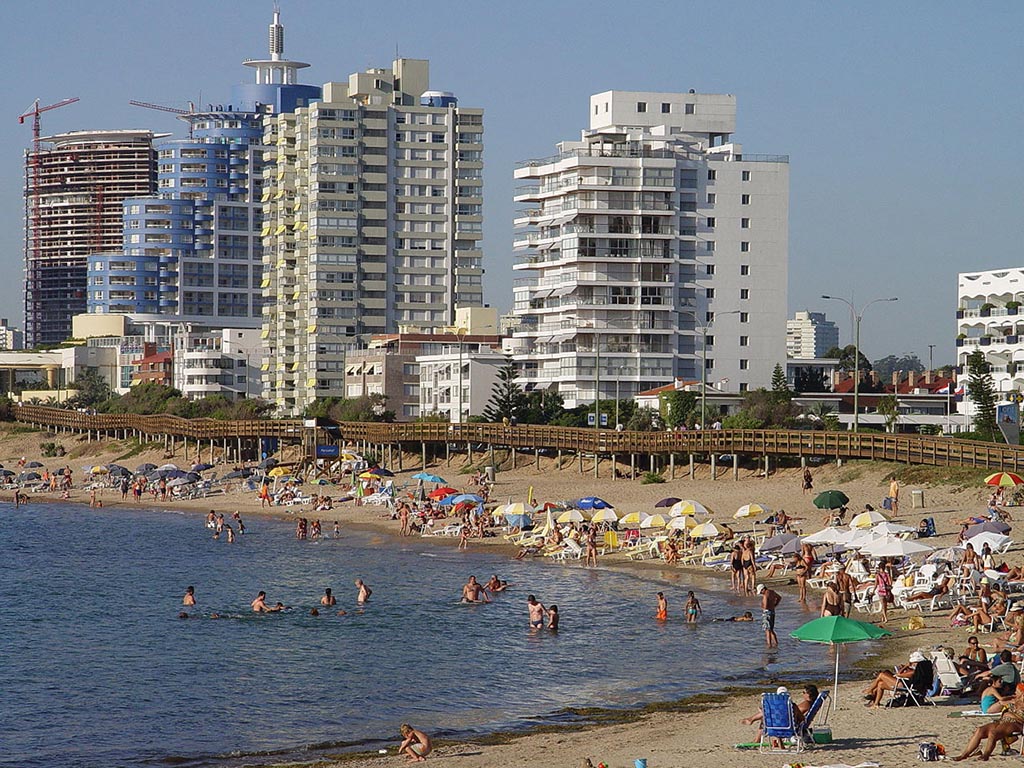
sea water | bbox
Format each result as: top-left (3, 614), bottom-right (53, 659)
top-left (1, 504), bottom-right (849, 767)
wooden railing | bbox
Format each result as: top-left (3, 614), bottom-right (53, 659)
top-left (12, 405), bottom-right (1024, 471)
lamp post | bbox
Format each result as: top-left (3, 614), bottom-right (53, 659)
top-left (821, 295), bottom-right (898, 432)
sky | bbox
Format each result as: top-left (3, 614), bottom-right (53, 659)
top-left (2, 0), bottom-right (1022, 365)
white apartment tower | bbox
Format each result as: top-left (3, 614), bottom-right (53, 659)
top-left (786, 310), bottom-right (839, 358)
top-left (509, 90), bottom-right (788, 407)
top-left (956, 268), bottom-right (1024, 397)
top-left (261, 59), bottom-right (484, 414)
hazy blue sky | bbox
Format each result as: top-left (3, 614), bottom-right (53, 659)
top-left (2, 1), bottom-right (1022, 363)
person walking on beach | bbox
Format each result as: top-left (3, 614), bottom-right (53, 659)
top-left (399, 504), bottom-right (410, 536)
top-left (757, 584), bottom-right (781, 648)
top-left (183, 586), bottom-right (196, 606)
top-left (585, 527), bottom-right (598, 567)
top-left (802, 467), bottom-right (813, 494)
top-left (655, 591), bottom-right (668, 621)
top-left (355, 579), bottom-right (372, 604)
top-left (527, 595), bottom-right (546, 629)
top-left (398, 723), bottom-right (432, 762)
top-left (889, 475), bottom-right (900, 515)
top-left (684, 590), bottom-right (702, 623)
top-left (874, 561), bottom-right (893, 623)
top-left (120, 476), bottom-right (130, 500)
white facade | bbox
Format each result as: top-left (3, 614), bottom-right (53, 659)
top-left (786, 311), bottom-right (839, 358)
top-left (173, 328), bottom-right (261, 400)
top-left (509, 89), bottom-right (788, 408)
top-left (261, 59), bottom-right (484, 415)
top-left (417, 348), bottom-right (505, 423)
top-left (0, 319), bottom-right (24, 351)
top-left (957, 268), bottom-right (1024, 398)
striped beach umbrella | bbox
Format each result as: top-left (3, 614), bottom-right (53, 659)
top-left (735, 502), bottom-right (771, 520)
top-left (640, 513), bottom-right (669, 529)
top-left (669, 499), bottom-right (711, 517)
top-left (985, 472), bottom-right (1024, 487)
top-left (590, 508), bottom-right (619, 524)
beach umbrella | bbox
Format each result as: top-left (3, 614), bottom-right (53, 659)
top-left (846, 529), bottom-right (887, 549)
top-left (17, 472), bottom-right (41, 482)
top-left (667, 515), bottom-right (697, 531)
top-left (556, 509), bottom-right (586, 524)
top-left (590, 508), bottom-right (620, 524)
top-left (791, 615), bottom-right (891, 709)
top-left (640, 513), bottom-right (669, 529)
top-left (311, 478), bottom-right (330, 485)
top-left (157, 463), bottom-right (179, 471)
top-left (504, 512), bottom-right (533, 529)
top-left (618, 511), bottom-right (649, 527)
top-left (268, 466), bottom-right (289, 478)
top-left (871, 521), bottom-right (916, 536)
top-left (850, 510), bottom-right (888, 529)
top-left (572, 496), bottom-right (613, 510)
top-left (802, 526), bottom-right (852, 545)
top-left (258, 458), bottom-right (279, 470)
top-left (136, 463), bottom-right (157, 473)
top-left (89, 465), bottom-right (108, 474)
top-left (436, 494), bottom-right (458, 506)
top-left (358, 471), bottom-right (382, 480)
top-left (427, 486), bottom-right (458, 500)
top-left (0, 469), bottom-right (15, 477)
top-left (985, 472), bottom-right (1024, 487)
top-left (223, 469), bottom-right (251, 480)
top-left (862, 537), bottom-right (934, 558)
top-left (963, 532), bottom-right (1012, 552)
top-left (735, 502), bottom-right (771, 520)
top-left (670, 500), bottom-right (712, 518)
top-left (191, 463), bottom-right (214, 472)
top-left (450, 493), bottom-right (484, 505)
top-left (412, 472), bottom-right (446, 483)
top-left (966, 520), bottom-right (1011, 538)
top-left (760, 532), bottom-right (800, 552)
top-left (364, 467), bottom-right (395, 477)
top-left (654, 497), bottom-right (682, 508)
top-left (107, 465), bottom-right (131, 477)
top-left (166, 477), bottom-right (194, 488)
top-left (813, 490), bottom-right (850, 510)
top-left (25, 461), bottom-right (44, 468)
top-left (501, 502), bottom-right (536, 516)
top-left (690, 521), bottom-right (721, 539)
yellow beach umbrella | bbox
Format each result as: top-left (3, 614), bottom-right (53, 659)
top-left (640, 513), bottom-right (669, 529)
top-left (850, 510), bottom-right (888, 529)
top-left (735, 503), bottom-right (771, 520)
top-left (670, 499), bottom-right (711, 517)
top-left (618, 511), bottom-right (648, 527)
top-left (501, 502), bottom-right (537, 516)
top-left (268, 466), bottom-right (289, 477)
top-left (667, 515), bottom-right (697, 531)
top-left (89, 465), bottom-right (108, 474)
top-left (590, 508), bottom-right (619, 524)
top-left (556, 509), bottom-right (586, 524)
top-left (690, 521), bottom-right (721, 539)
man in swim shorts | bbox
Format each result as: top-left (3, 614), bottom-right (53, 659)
top-left (527, 594), bottom-right (546, 628)
top-left (461, 576), bottom-right (490, 603)
top-left (655, 591), bottom-right (668, 621)
top-left (398, 723), bottom-right (432, 762)
top-left (757, 584), bottom-right (781, 648)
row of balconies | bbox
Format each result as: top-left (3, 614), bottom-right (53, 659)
top-left (957, 303), bottom-right (1022, 319)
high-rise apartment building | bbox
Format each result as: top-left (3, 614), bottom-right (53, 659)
top-left (956, 268), bottom-right (1024, 398)
top-left (24, 130), bottom-right (160, 346)
top-left (261, 58), bottom-right (484, 415)
top-left (86, 9), bottom-right (320, 327)
top-left (786, 310), bottom-right (839, 358)
top-left (508, 90), bottom-right (788, 407)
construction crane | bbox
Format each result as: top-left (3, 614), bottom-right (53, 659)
top-left (129, 100), bottom-right (196, 138)
top-left (18, 97), bottom-right (80, 343)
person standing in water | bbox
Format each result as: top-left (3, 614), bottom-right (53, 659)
top-left (183, 586), bottom-right (196, 606)
top-left (757, 584), bottom-right (781, 648)
top-left (655, 591), bottom-right (668, 621)
top-left (355, 579), bottom-right (372, 604)
top-left (684, 591), bottom-right (702, 623)
top-left (321, 588), bottom-right (336, 606)
top-left (527, 595), bottom-right (546, 629)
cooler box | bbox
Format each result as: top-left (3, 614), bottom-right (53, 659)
top-left (812, 727), bottom-right (833, 744)
top-left (912, 489), bottom-right (925, 508)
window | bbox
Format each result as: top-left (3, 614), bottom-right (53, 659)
top-left (685, 103), bottom-right (695, 115)
top-left (741, 194), bottom-right (750, 205)
top-left (742, 170), bottom-right (751, 182)
top-left (705, 334), bottom-right (714, 347)
top-left (705, 288), bottom-right (715, 299)
top-left (705, 264), bottom-right (715, 276)
top-left (739, 382), bottom-right (748, 392)
top-left (741, 218), bottom-right (750, 229)
top-left (739, 359), bottom-right (749, 370)
top-left (637, 101), bottom-right (647, 113)
top-left (594, 104), bottom-right (598, 115)
top-left (741, 241), bottom-right (750, 252)
top-left (740, 265), bottom-right (750, 276)
top-left (706, 217), bottom-right (715, 228)
top-left (661, 102), bottom-right (671, 113)
top-left (740, 288), bottom-right (750, 300)
top-left (707, 193), bottom-right (716, 204)
top-left (739, 335), bottom-right (749, 347)
top-left (704, 358), bottom-right (714, 370)
top-left (705, 311), bottom-right (714, 322)
top-left (706, 241), bottom-right (715, 252)
top-left (739, 312), bottom-right (749, 323)
top-left (707, 169), bottom-right (716, 181)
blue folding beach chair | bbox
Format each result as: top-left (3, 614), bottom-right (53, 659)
top-left (797, 690), bottom-right (830, 743)
top-left (759, 692), bottom-right (806, 753)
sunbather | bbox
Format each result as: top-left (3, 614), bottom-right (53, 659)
top-left (905, 575), bottom-right (953, 604)
top-left (740, 684), bottom-right (818, 743)
top-left (953, 688), bottom-right (1024, 761)
top-left (862, 651), bottom-right (933, 707)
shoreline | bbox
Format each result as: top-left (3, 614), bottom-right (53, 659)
top-left (1, 427), bottom-right (998, 767)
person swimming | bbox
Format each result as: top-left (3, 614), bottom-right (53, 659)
top-left (713, 611), bottom-right (755, 622)
top-left (251, 591), bottom-right (284, 613)
top-left (655, 591), bottom-right (668, 621)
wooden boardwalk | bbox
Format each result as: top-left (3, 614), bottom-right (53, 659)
top-left (11, 405), bottom-right (1024, 472)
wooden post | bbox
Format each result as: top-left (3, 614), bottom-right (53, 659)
top-left (579, 450), bottom-right (584, 474)
top-left (800, 455), bottom-right (807, 469)
top-left (511, 448), bottom-right (517, 470)
top-left (535, 447), bottom-right (540, 470)
top-left (733, 453), bottom-right (739, 480)
top-left (669, 453), bottom-right (675, 480)
top-left (594, 451), bottom-right (599, 479)
top-left (468, 442), bottom-right (474, 466)
top-left (630, 454), bottom-right (636, 479)
top-left (557, 448), bottom-right (562, 468)
top-left (710, 453), bottom-right (716, 480)
top-left (689, 453), bottom-right (695, 480)
top-left (421, 442), bottom-right (427, 471)
top-left (446, 442), bottom-right (451, 466)
top-left (764, 455), bottom-right (770, 477)
top-left (649, 454), bottom-right (655, 474)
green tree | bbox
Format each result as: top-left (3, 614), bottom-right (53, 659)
top-left (873, 353), bottom-right (924, 380)
top-left (625, 406), bottom-right (659, 431)
top-left (771, 363), bottom-right (790, 397)
top-left (520, 389), bottom-right (565, 425)
top-left (805, 401), bottom-right (840, 431)
top-left (967, 349), bottom-right (998, 441)
top-left (825, 344), bottom-right (872, 374)
top-left (67, 367), bottom-right (112, 408)
top-left (481, 362), bottom-right (528, 423)
top-left (876, 394), bottom-right (900, 433)
top-left (661, 390), bottom-right (697, 429)
top-left (729, 388), bottom-right (799, 429)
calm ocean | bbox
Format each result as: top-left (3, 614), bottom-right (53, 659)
top-left (1, 503), bottom-right (850, 767)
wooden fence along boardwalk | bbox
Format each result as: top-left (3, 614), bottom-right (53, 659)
top-left (12, 404), bottom-right (1024, 478)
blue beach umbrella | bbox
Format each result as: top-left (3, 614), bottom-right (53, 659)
top-left (412, 472), bottom-right (446, 483)
top-left (572, 496), bottom-right (612, 510)
top-left (504, 513), bottom-right (533, 529)
top-left (449, 493), bottom-right (484, 505)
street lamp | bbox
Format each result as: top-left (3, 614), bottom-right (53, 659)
top-left (821, 295), bottom-right (898, 432)
top-left (681, 309), bottom-right (739, 427)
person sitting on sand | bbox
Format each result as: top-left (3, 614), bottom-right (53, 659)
top-left (740, 685), bottom-right (818, 744)
top-left (957, 636), bottom-right (989, 677)
top-left (398, 723), bottom-right (432, 762)
top-left (953, 686), bottom-right (1024, 761)
top-left (862, 651), bottom-right (933, 707)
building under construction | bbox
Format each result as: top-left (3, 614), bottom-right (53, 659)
top-left (23, 130), bottom-right (160, 347)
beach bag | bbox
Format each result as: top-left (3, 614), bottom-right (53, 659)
top-left (918, 742), bottom-right (939, 761)
top-left (883, 496), bottom-right (893, 510)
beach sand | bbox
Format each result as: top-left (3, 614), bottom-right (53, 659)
top-left (2, 426), bottom-right (1008, 767)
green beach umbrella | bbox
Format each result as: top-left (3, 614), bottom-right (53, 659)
top-left (813, 490), bottom-right (850, 510)
top-left (790, 615), bottom-right (891, 711)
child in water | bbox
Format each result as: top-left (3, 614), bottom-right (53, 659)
top-left (547, 604), bottom-right (559, 631)
top-left (655, 591), bottom-right (668, 621)
top-left (684, 591), bottom-right (702, 623)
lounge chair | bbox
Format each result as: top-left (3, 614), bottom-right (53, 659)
top-left (886, 664), bottom-right (935, 708)
top-left (930, 651), bottom-right (967, 696)
top-left (758, 692), bottom-right (807, 753)
top-left (550, 540), bottom-right (584, 561)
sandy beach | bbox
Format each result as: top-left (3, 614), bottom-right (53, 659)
top-left (2, 425), bottom-right (1010, 767)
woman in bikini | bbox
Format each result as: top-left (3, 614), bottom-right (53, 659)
top-left (874, 561), bottom-right (893, 623)
top-left (741, 539), bottom-right (757, 596)
top-left (794, 554), bottom-right (810, 603)
top-left (684, 591), bottom-right (702, 623)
